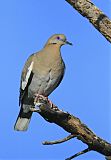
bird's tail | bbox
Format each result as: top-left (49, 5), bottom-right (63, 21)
top-left (14, 106), bottom-right (33, 131)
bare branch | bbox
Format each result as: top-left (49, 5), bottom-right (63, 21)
top-left (33, 97), bottom-right (111, 159)
top-left (65, 148), bottom-right (91, 160)
top-left (42, 134), bottom-right (76, 145)
top-left (65, 0), bottom-right (111, 43)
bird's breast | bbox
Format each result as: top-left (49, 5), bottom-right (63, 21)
top-left (28, 53), bottom-right (65, 97)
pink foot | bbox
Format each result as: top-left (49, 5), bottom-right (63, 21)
top-left (48, 99), bottom-right (53, 108)
top-left (34, 94), bottom-right (53, 107)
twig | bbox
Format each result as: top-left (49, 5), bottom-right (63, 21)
top-left (65, 148), bottom-right (91, 160)
top-left (42, 134), bottom-right (76, 145)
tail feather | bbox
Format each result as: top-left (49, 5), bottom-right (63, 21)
top-left (14, 107), bottom-right (32, 131)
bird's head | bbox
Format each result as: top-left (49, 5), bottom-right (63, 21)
top-left (45, 34), bottom-right (72, 47)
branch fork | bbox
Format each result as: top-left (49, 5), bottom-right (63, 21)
top-left (30, 96), bottom-right (111, 159)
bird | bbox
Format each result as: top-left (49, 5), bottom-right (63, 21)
top-left (14, 34), bottom-right (72, 131)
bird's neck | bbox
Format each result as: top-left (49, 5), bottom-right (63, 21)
top-left (44, 44), bottom-right (61, 57)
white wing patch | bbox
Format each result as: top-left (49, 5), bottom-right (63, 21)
top-left (22, 61), bottom-right (34, 90)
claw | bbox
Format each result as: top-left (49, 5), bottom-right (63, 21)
top-left (30, 107), bottom-right (39, 112)
top-left (48, 99), bottom-right (53, 108)
top-left (34, 94), bottom-right (48, 104)
top-left (33, 94), bottom-right (54, 108)
top-left (30, 102), bottom-right (43, 112)
top-left (35, 102), bottom-right (44, 108)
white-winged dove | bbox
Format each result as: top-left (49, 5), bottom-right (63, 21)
top-left (14, 34), bottom-right (72, 131)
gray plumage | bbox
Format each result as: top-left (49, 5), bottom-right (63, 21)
top-left (14, 34), bottom-right (72, 131)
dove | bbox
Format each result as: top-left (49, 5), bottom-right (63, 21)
top-left (14, 34), bottom-right (72, 131)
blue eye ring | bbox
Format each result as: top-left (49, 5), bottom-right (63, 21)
top-left (56, 36), bottom-right (60, 40)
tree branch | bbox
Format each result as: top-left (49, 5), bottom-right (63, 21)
top-left (65, 148), bottom-right (91, 160)
top-left (42, 134), bottom-right (76, 145)
top-left (65, 0), bottom-right (111, 43)
top-left (32, 97), bottom-right (111, 159)
top-left (106, 156), bottom-right (111, 160)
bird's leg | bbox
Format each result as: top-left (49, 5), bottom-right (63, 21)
top-left (33, 93), bottom-right (40, 105)
top-left (33, 94), bottom-right (44, 111)
top-left (39, 96), bottom-right (58, 110)
top-left (34, 94), bottom-right (53, 108)
top-left (38, 95), bottom-right (54, 108)
top-left (47, 99), bottom-right (53, 108)
top-left (33, 94), bottom-right (60, 112)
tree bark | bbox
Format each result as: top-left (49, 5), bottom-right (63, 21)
top-left (32, 97), bottom-right (111, 159)
top-left (65, 0), bottom-right (111, 43)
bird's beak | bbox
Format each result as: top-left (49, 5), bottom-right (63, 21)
top-left (65, 40), bottom-right (73, 45)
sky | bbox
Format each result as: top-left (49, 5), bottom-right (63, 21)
top-left (0, 0), bottom-right (111, 160)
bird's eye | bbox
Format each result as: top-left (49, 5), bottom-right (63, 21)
top-left (56, 36), bottom-right (60, 40)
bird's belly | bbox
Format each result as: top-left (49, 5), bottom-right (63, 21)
top-left (28, 68), bottom-right (64, 97)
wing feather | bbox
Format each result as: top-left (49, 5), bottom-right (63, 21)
top-left (21, 61), bottom-right (34, 90)
top-left (19, 54), bottom-right (35, 105)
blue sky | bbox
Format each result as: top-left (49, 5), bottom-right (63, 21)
top-left (0, 0), bottom-right (111, 160)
